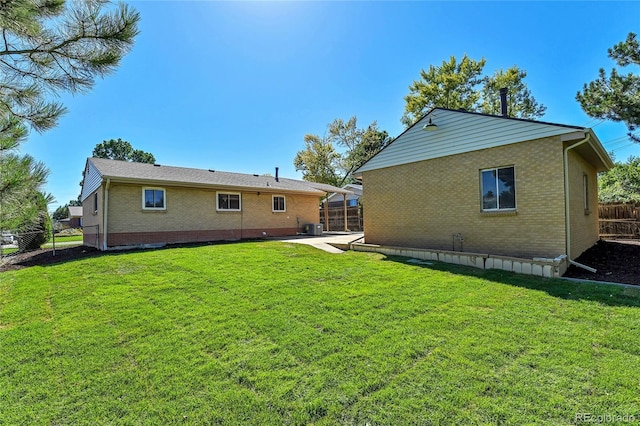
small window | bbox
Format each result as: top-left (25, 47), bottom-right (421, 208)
top-left (348, 198), bottom-right (358, 207)
top-left (217, 192), bottom-right (241, 211)
top-left (143, 187), bottom-right (166, 210)
top-left (272, 195), bottom-right (286, 212)
top-left (93, 193), bottom-right (98, 213)
top-left (481, 166), bottom-right (516, 211)
top-left (583, 174), bottom-right (590, 213)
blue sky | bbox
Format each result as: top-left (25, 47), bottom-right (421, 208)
top-left (23, 1), bottom-right (640, 211)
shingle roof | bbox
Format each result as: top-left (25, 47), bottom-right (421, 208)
top-left (88, 158), bottom-right (349, 195)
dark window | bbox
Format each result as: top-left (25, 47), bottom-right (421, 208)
top-left (217, 193), bottom-right (241, 211)
top-left (273, 196), bottom-right (286, 212)
top-left (144, 188), bottom-right (165, 209)
top-left (481, 166), bottom-right (516, 211)
top-left (93, 193), bottom-right (98, 212)
top-left (583, 174), bottom-right (589, 212)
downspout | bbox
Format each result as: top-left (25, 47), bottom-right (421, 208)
top-left (563, 133), bottom-right (597, 273)
top-left (103, 179), bottom-right (110, 251)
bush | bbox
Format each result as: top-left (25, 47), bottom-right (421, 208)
top-left (16, 210), bottom-right (51, 251)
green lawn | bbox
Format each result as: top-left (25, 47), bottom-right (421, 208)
top-left (1, 242), bottom-right (639, 425)
top-left (51, 234), bottom-right (84, 243)
top-left (41, 234), bottom-right (84, 248)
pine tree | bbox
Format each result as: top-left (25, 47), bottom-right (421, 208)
top-left (577, 33), bottom-right (640, 143)
top-left (0, 0), bottom-right (139, 233)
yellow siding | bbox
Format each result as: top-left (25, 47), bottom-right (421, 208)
top-left (106, 184), bottom-right (319, 235)
top-left (567, 150), bottom-right (599, 258)
top-left (362, 136), bottom-right (569, 259)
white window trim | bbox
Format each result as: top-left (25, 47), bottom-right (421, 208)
top-left (142, 187), bottom-right (167, 210)
top-left (272, 195), bottom-right (286, 212)
top-left (480, 165), bottom-right (517, 212)
top-left (216, 191), bottom-right (242, 211)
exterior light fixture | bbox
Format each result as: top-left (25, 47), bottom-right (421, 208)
top-left (423, 116), bottom-right (438, 131)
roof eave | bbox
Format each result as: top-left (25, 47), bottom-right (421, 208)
top-left (587, 129), bottom-right (615, 171)
top-left (99, 176), bottom-right (326, 196)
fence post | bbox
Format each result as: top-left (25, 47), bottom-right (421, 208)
top-left (324, 199), bottom-right (329, 232)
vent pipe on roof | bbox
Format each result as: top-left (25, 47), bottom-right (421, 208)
top-left (499, 88), bottom-right (508, 117)
top-left (275, 167), bottom-right (279, 182)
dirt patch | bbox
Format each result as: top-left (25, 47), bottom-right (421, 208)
top-left (0, 246), bottom-right (102, 272)
top-left (564, 240), bottom-right (640, 285)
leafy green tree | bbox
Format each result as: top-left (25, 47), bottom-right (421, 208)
top-left (52, 199), bottom-right (81, 221)
top-left (294, 117), bottom-right (392, 186)
top-left (92, 138), bottom-right (155, 163)
top-left (78, 138), bottom-right (155, 195)
top-left (402, 56), bottom-right (546, 127)
top-left (598, 156), bottom-right (640, 203)
top-left (402, 55), bottom-right (486, 127)
top-left (577, 32), bottom-right (640, 143)
top-left (293, 134), bottom-right (341, 187)
top-left (341, 123), bottom-right (391, 184)
top-left (481, 67), bottom-right (546, 118)
top-left (52, 205), bottom-right (68, 221)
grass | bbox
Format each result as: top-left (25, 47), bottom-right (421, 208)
top-left (1, 241), bottom-right (639, 425)
top-left (40, 234), bottom-right (84, 249)
top-left (51, 235), bottom-right (84, 243)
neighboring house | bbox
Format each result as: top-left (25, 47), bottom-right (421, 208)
top-left (68, 206), bottom-right (83, 228)
top-left (354, 107), bottom-right (613, 270)
top-left (326, 184), bottom-right (362, 208)
top-left (80, 158), bottom-right (347, 250)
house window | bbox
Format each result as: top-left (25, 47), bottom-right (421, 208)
top-left (93, 193), bottom-right (98, 213)
top-left (481, 166), bottom-right (516, 211)
top-left (217, 192), bottom-right (241, 211)
top-left (583, 174), bottom-right (590, 213)
top-left (143, 187), bottom-right (166, 210)
top-left (348, 198), bottom-right (358, 207)
top-left (272, 195), bottom-right (286, 212)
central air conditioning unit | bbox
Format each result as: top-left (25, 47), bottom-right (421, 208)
top-left (305, 223), bottom-right (323, 236)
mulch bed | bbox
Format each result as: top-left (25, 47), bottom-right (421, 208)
top-left (2, 240), bottom-right (639, 285)
top-left (563, 240), bottom-right (640, 285)
top-left (0, 246), bottom-right (102, 272)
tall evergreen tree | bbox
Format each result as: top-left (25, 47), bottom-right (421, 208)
top-left (0, 0), bottom-right (140, 233)
top-left (0, 0), bottom-right (140, 132)
top-left (577, 32), bottom-right (640, 143)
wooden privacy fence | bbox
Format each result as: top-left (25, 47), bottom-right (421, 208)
top-left (598, 203), bottom-right (640, 239)
top-left (320, 205), bottom-right (363, 232)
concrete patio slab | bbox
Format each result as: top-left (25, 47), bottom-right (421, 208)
top-left (272, 232), bottom-right (364, 253)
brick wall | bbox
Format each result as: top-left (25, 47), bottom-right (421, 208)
top-left (362, 136), bottom-right (569, 259)
top-left (567, 150), bottom-right (599, 257)
top-left (103, 184), bottom-right (319, 247)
